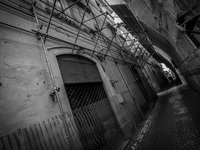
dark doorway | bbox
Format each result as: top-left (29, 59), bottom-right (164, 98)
top-left (130, 67), bottom-right (151, 105)
top-left (57, 54), bottom-right (120, 149)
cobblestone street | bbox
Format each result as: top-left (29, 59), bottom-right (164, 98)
top-left (124, 85), bottom-right (200, 150)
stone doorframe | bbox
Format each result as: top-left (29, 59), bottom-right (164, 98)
top-left (47, 45), bottom-right (123, 142)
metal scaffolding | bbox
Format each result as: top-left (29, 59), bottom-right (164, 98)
top-left (0, 0), bottom-right (150, 65)
top-left (31, 0), bottom-right (149, 66)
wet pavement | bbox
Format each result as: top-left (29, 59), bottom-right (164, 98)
top-left (124, 84), bottom-right (200, 150)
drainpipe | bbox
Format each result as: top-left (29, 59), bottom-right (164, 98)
top-left (115, 62), bottom-right (145, 119)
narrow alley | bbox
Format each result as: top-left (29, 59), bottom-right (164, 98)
top-left (1, 0), bottom-right (200, 149)
top-left (124, 84), bottom-right (200, 150)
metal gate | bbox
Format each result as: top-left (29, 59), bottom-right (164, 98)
top-left (65, 82), bottom-right (121, 149)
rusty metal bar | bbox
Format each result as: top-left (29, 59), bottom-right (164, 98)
top-left (44, 0), bottom-right (57, 43)
top-left (116, 32), bottom-right (129, 60)
top-left (180, 12), bottom-right (200, 26)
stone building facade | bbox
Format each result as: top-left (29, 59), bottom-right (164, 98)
top-left (0, 0), bottom-right (168, 149)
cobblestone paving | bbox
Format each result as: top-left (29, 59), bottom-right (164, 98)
top-left (124, 85), bottom-right (200, 150)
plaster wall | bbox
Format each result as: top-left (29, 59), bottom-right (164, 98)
top-left (0, 0), bottom-right (161, 144)
top-left (126, 0), bottom-right (200, 92)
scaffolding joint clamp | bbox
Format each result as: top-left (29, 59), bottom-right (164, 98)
top-left (111, 79), bottom-right (118, 84)
top-left (50, 86), bottom-right (60, 102)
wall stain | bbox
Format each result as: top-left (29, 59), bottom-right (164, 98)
top-left (27, 94), bottom-right (31, 98)
top-left (29, 113), bottom-right (37, 117)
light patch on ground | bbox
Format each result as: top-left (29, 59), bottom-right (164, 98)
top-left (130, 103), bottom-right (160, 150)
top-left (169, 87), bottom-right (200, 149)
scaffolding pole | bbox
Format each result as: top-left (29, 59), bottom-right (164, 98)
top-left (31, 1), bottom-right (75, 149)
top-left (44, 0), bottom-right (57, 43)
top-left (57, 0), bottom-right (81, 15)
top-left (92, 12), bottom-right (108, 51)
top-left (107, 32), bottom-right (129, 38)
top-left (116, 33), bottom-right (129, 59)
top-left (39, 0), bottom-right (137, 63)
top-left (38, 0), bottom-right (140, 64)
top-left (88, 3), bottom-right (113, 57)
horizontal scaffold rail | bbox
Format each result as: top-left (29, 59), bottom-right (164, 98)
top-left (9, 0), bottom-right (149, 66)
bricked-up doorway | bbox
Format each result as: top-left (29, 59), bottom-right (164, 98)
top-left (57, 54), bottom-right (121, 149)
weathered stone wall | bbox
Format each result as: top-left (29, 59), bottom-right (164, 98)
top-left (126, 0), bottom-right (200, 92)
top-left (0, 0), bottom-right (160, 146)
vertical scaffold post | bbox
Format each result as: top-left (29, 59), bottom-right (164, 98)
top-left (31, 1), bottom-right (77, 149)
top-left (44, 0), bottom-right (57, 43)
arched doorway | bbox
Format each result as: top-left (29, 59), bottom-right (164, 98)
top-left (57, 54), bottom-right (120, 149)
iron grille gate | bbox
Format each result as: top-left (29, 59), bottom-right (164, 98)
top-left (65, 82), bottom-right (121, 149)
